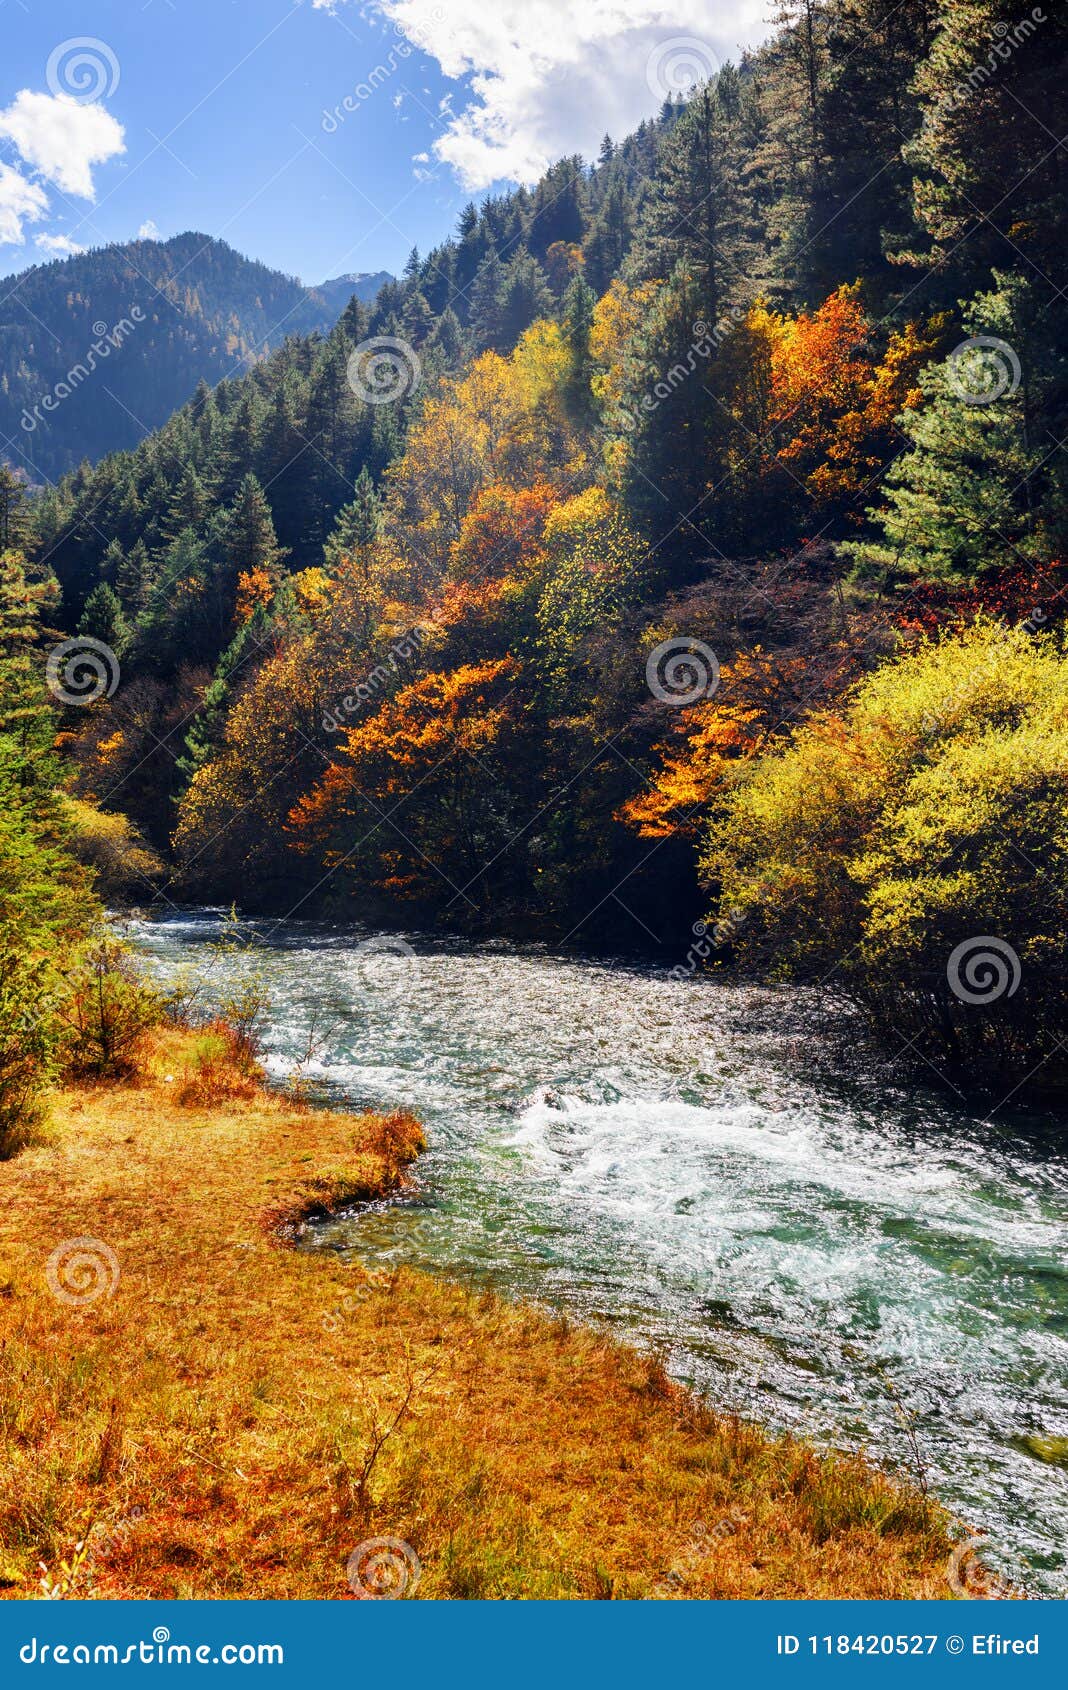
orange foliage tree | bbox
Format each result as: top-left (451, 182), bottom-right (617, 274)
top-left (756, 287), bottom-right (943, 513)
top-left (289, 658), bottom-right (521, 904)
top-left (619, 651), bottom-right (818, 840)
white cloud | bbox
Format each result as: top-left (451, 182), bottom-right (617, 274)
top-left (0, 162), bottom-right (48, 248)
top-left (317, 1), bottom-right (770, 188)
top-left (0, 90), bottom-right (125, 199)
top-left (35, 231), bottom-right (86, 257)
top-left (137, 219), bottom-right (161, 240)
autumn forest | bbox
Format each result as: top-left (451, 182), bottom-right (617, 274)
top-left (1, 0), bottom-right (1068, 1610)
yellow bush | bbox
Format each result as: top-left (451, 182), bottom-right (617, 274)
top-left (702, 621), bottom-right (1068, 1088)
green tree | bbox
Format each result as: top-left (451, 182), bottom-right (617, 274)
top-left (905, 0), bottom-right (1068, 288)
top-left (0, 551), bottom-right (98, 1151)
top-left (78, 582), bottom-right (132, 658)
top-left (0, 467), bottom-right (30, 554)
top-left (217, 473), bottom-right (289, 592)
top-left (846, 276), bottom-right (1065, 585)
top-left (323, 466), bottom-right (380, 578)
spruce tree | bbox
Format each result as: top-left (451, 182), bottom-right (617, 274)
top-left (846, 276), bottom-right (1062, 586)
top-left (0, 468), bottom-right (30, 555)
top-left (323, 466), bottom-right (380, 577)
top-left (497, 253), bottom-right (554, 350)
top-left (218, 474), bottom-right (288, 589)
top-left (78, 583), bottom-right (131, 658)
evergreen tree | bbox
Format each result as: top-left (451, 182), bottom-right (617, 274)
top-left (0, 550), bottom-right (96, 1149)
top-left (117, 539), bottom-right (152, 616)
top-left (497, 253), bottom-right (555, 350)
top-left (906, 0), bottom-right (1068, 288)
top-left (161, 465), bottom-right (213, 543)
top-left (634, 75), bottom-right (753, 323)
top-left (846, 276), bottom-right (1064, 585)
top-left (0, 468), bottom-right (30, 554)
top-left (527, 157), bottom-right (587, 262)
top-left (427, 306), bottom-right (465, 369)
top-left (323, 466), bottom-right (380, 577)
top-left (217, 474), bottom-right (289, 590)
top-left (562, 277), bottom-right (597, 421)
top-left (179, 603), bottom-right (273, 784)
top-left (78, 583), bottom-right (131, 658)
top-left (584, 177), bottom-right (636, 294)
top-left (815, 0), bottom-right (936, 304)
top-left (470, 250), bottom-right (507, 352)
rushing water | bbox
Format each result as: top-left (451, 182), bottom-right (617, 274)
top-left (131, 908), bottom-right (1068, 1594)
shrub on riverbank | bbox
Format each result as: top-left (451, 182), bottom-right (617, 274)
top-left (0, 1027), bottom-right (952, 1599)
top-left (702, 622), bottom-right (1068, 1095)
top-left (0, 552), bottom-right (99, 1154)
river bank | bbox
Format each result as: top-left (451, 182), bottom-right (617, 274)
top-left (125, 910), bottom-right (1068, 1596)
top-left (0, 1024), bottom-right (952, 1599)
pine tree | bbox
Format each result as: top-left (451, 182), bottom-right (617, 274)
top-left (78, 583), bottom-right (131, 658)
top-left (497, 253), bottom-right (554, 350)
top-left (634, 75), bottom-right (753, 323)
top-left (0, 549), bottom-right (96, 1149)
top-left (339, 295), bottom-right (369, 344)
top-left (401, 289), bottom-right (435, 345)
top-left (117, 539), bottom-right (152, 616)
top-left (215, 392), bottom-right (262, 501)
top-left (562, 277), bottom-right (597, 421)
top-left (815, 0), bottom-right (936, 304)
top-left (846, 276), bottom-right (1062, 585)
top-left (178, 603), bottom-right (273, 784)
top-left (427, 306), bottom-right (465, 369)
top-left (527, 157), bottom-right (587, 262)
top-left (0, 468), bottom-right (30, 554)
top-left (470, 250), bottom-right (507, 352)
top-left (906, 0), bottom-right (1068, 288)
top-left (160, 465), bottom-right (213, 544)
top-left (584, 177), bottom-right (635, 295)
top-left (323, 466), bottom-right (380, 577)
top-left (218, 474), bottom-right (289, 589)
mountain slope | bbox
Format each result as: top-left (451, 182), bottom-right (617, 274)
top-left (0, 234), bottom-right (390, 482)
top-left (314, 270), bottom-right (393, 313)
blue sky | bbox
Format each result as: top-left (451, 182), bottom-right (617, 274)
top-left (0, 1), bottom-right (769, 285)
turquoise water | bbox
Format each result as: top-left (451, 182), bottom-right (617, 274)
top-left (132, 909), bottom-right (1068, 1595)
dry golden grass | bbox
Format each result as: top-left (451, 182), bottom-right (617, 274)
top-left (0, 1027), bottom-right (953, 1599)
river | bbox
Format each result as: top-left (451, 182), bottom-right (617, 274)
top-left (130, 908), bottom-right (1068, 1595)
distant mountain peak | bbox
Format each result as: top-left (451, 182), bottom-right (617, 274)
top-left (0, 236), bottom-right (386, 482)
top-left (312, 270), bottom-right (393, 309)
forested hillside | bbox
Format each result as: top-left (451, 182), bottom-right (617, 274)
top-left (0, 234), bottom-right (388, 480)
top-left (13, 0), bottom-right (1068, 1091)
